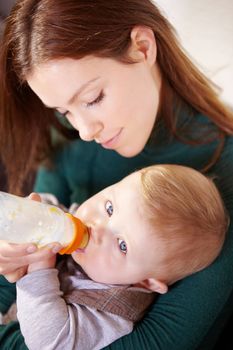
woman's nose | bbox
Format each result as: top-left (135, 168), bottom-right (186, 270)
top-left (78, 119), bottom-right (103, 142)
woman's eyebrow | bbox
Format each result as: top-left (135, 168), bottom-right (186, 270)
top-left (44, 77), bottom-right (100, 108)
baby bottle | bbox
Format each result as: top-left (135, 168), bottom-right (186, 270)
top-left (0, 191), bottom-right (89, 254)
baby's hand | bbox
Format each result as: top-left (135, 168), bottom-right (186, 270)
top-left (27, 253), bottom-right (57, 273)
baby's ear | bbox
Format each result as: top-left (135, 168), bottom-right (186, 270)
top-left (136, 278), bottom-right (168, 294)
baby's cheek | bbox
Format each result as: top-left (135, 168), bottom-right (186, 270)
top-left (71, 251), bottom-right (81, 265)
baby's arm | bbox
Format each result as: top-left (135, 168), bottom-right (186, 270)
top-left (16, 269), bottom-right (133, 350)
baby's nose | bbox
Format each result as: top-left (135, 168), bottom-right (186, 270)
top-left (90, 226), bottom-right (105, 245)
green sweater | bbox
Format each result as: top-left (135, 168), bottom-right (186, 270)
top-left (1, 113), bottom-right (233, 349)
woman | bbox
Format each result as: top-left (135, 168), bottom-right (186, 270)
top-left (0, 0), bottom-right (233, 349)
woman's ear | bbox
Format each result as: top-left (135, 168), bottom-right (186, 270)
top-left (128, 26), bottom-right (157, 66)
top-left (136, 278), bottom-right (168, 294)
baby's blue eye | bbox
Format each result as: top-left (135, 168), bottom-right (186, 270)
top-left (118, 239), bottom-right (127, 254)
top-left (105, 200), bottom-right (113, 217)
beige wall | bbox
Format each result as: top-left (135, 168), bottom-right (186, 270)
top-left (155, 0), bottom-right (233, 105)
top-left (0, 0), bottom-right (232, 104)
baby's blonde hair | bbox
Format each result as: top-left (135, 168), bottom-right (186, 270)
top-left (140, 164), bottom-right (228, 284)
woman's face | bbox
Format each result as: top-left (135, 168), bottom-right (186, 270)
top-left (27, 55), bottom-right (161, 157)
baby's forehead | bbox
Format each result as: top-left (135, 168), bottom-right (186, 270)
top-left (109, 172), bottom-right (146, 211)
top-left (120, 169), bottom-right (142, 186)
top-left (117, 171), bottom-right (145, 198)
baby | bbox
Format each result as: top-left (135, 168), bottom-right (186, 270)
top-left (15, 164), bottom-right (228, 350)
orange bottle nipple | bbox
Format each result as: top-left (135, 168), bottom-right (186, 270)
top-left (59, 213), bottom-right (89, 255)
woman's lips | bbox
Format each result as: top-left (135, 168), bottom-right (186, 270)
top-left (100, 129), bottom-right (122, 149)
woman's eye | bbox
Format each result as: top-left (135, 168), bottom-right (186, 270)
top-left (118, 239), bottom-right (127, 254)
top-left (86, 90), bottom-right (105, 108)
top-left (105, 200), bottom-right (113, 217)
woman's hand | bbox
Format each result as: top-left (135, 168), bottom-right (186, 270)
top-left (0, 240), bottom-right (61, 282)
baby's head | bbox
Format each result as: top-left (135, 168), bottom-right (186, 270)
top-left (72, 164), bottom-right (228, 294)
top-left (140, 165), bottom-right (228, 287)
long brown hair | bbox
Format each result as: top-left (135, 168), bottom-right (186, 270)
top-left (140, 164), bottom-right (228, 284)
top-left (0, 0), bottom-right (233, 194)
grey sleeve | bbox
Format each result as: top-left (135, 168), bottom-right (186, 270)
top-left (16, 269), bottom-right (133, 350)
